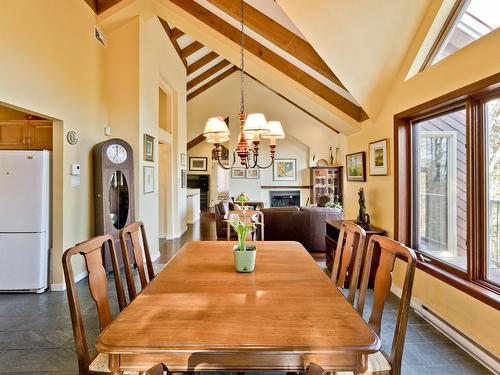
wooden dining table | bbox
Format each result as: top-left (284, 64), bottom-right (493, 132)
top-left (96, 241), bottom-right (380, 374)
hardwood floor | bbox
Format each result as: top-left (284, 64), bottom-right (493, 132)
top-left (0, 213), bottom-right (493, 374)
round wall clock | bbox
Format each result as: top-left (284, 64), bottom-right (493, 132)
top-left (67, 131), bottom-right (78, 145)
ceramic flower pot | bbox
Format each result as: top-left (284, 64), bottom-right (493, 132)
top-left (233, 244), bottom-right (256, 273)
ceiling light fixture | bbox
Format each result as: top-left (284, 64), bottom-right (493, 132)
top-left (203, 0), bottom-right (285, 169)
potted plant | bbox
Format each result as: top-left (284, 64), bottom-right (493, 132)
top-left (226, 213), bottom-right (259, 272)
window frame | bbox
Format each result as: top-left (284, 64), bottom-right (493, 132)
top-left (394, 73), bottom-right (500, 309)
top-left (420, 0), bottom-right (469, 71)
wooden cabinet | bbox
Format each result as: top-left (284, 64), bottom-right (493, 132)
top-left (310, 166), bottom-right (343, 205)
top-left (325, 219), bottom-right (386, 288)
top-left (0, 120), bottom-right (52, 150)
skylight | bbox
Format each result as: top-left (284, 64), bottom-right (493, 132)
top-left (430, 0), bottom-right (500, 66)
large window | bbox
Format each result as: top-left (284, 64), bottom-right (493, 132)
top-left (486, 97), bottom-right (500, 285)
top-left (423, 0), bottom-right (500, 69)
top-left (395, 75), bottom-right (500, 307)
top-left (413, 108), bottom-right (467, 271)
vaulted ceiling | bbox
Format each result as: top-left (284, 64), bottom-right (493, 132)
top-left (90, 0), bottom-right (434, 134)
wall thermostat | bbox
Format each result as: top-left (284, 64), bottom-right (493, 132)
top-left (70, 163), bottom-right (81, 176)
top-left (67, 131), bottom-right (78, 145)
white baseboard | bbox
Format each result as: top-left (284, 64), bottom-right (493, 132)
top-left (50, 270), bottom-right (88, 292)
top-left (390, 284), bottom-right (500, 374)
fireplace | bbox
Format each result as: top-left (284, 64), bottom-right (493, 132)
top-left (270, 190), bottom-right (300, 207)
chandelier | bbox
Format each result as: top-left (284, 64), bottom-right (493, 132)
top-left (202, 0), bottom-right (285, 169)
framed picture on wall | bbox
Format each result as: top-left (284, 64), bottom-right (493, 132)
top-left (346, 152), bottom-right (366, 181)
top-left (180, 153), bottom-right (187, 167)
top-left (189, 157), bottom-right (207, 171)
top-left (369, 138), bottom-right (389, 175)
top-left (273, 158), bottom-right (296, 181)
top-left (143, 166), bottom-right (154, 193)
top-left (181, 169), bottom-right (187, 188)
top-left (143, 134), bottom-right (154, 162)
top-left (231, 167), bottom-right (245, 179)
top-left (246, 168), bottom-right (259, 179)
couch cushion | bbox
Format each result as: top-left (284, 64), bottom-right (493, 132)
top-left (300, 206), bottom-right (341, 214)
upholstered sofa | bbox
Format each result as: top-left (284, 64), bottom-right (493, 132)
top-left (260, 206), bottom-right (343, 253)
top-left (215, 201), bottom-right (343, 253)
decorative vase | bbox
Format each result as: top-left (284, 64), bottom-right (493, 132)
top-left (233, 244), bottom-right (256, 273)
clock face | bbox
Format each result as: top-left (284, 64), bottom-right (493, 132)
top-left (106, 144), bottom-right (128, 164)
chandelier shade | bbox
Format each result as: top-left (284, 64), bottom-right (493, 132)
top-left (262, 121), bottom-right (285, 145)
top-left (243, 113), bottom-right (269, 135)
top-left (203, 116), bottom-right (230, 143)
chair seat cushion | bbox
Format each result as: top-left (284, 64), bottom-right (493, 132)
top-left (89, 353), bottom-right (138, 374)
top-left (336, 351), bottom-right (391, 374)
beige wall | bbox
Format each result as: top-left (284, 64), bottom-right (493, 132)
top-left (0, 0), bottom-right (107, 286)
top-left (344, 28), bottom-right (500, 356)
top-left (0, 0), bottom-right (187, 287)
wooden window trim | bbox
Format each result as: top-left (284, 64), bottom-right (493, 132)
top-left (394, 72), bottom-right (500, 310)
top-left (420, 0), bottom-right (468, 71)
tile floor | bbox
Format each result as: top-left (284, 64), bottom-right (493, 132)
top-left (0, 216), bottom-right (495, 374)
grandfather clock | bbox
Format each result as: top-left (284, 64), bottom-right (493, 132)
top-left (93, 138), bottom-right (135, 271)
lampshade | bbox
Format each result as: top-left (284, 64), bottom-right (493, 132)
top-left (203, 117), bottom-right (229, 137)
top-left (262, 121), bottom-right (285, 139)
top-left (205, 135), bottom-right (229, 144)
top-left (243, 113), bottom-right (270, 135)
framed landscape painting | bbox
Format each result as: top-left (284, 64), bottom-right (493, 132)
top-left (231, 167), bottom-right (245, 179)
top-left (189, 157), bottom-right (207, 171)
top-left (346, 152), bottom-right (366, 182)
top-left (246, 168), bottom-right (259, 179)
top-left (369, 138), bottom-right (388, 175)
top-left (273, 158), bottom-right (296, 181)
top-left (143, 134), bottom-right (154, 162)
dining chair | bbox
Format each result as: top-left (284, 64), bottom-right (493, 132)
top-left (226, 210), bottom-right (265, 241)
top-left (119, 221), bottom-right (155, 301)
top-left (62, 235), bottom-right (164, 375)
top-left (307, 235), bottom-right (417, 375)
top-left (331, 221), bottom-right (366, 306)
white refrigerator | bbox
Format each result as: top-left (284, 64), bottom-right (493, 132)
top-left (0, 150), bottom-right (50, 293)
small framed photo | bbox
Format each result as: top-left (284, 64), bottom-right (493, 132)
top-left (181, 169), bottom-right (187, 188)
top-left (180, 153), bottom-right (187, 167)
top-left (369, 138), bottom-right (389, 176)
top-left (346, 152), bottom-right (366, 182)
top-left (143, 166), bottom-right (154, 193)
top-left (273, 158), bottom-right (296, 181)
top-left (246, 168), bottom-right (260, 179)
top-left (143, 134), bottom-right (154, 162)
top-left (231, 167), bottom-right (245, 179)
top-left (189, 157), bottom-right (207, 171)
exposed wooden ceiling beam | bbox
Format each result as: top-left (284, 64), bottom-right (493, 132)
top-left (206, 0), bottom-right (343, 88)
top-left (187, 60), bottom-right (231, 90)
top-left (83, 0), bottom-right (122, 13)
top-left (159, 18), bottom-right (187, 68)
top-left (187, 134), bottom-right (206, 150)
top-left (170, 28), bottom-right (185, 40)
top-left (187, 51), bottom-right (219, 75)
top-left (181, 41), bottom-right (204, 59)
top-left (187, 66), bottom-right (238, 101)
top-left (245, 73), bottom-right (340, 134)
top-left (169, 0), bottom-right (368, 122)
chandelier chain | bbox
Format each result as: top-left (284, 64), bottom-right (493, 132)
top-left (239, 0), bottom-right (245, 115)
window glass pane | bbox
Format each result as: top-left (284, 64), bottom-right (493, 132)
top-left (486, 97), bottom-right (500, 285)
top-left (432, 0), bottom-right (500, 65)
top-left (413, 108), bottom-right (467, 270)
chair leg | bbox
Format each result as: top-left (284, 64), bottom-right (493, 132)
top-left (145, 363), bottom-right (167, 375)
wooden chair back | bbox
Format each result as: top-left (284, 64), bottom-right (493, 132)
top-left (62, 235), bottom-right (127, 375)
top-left (119, 221), bottom-right (155, 301)
top-left (356, 235), bottom-right (417, 375)
top-left (226, 210), bottom-right (265, 241)
top-left (331, 221), bottom-right (366, 305)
